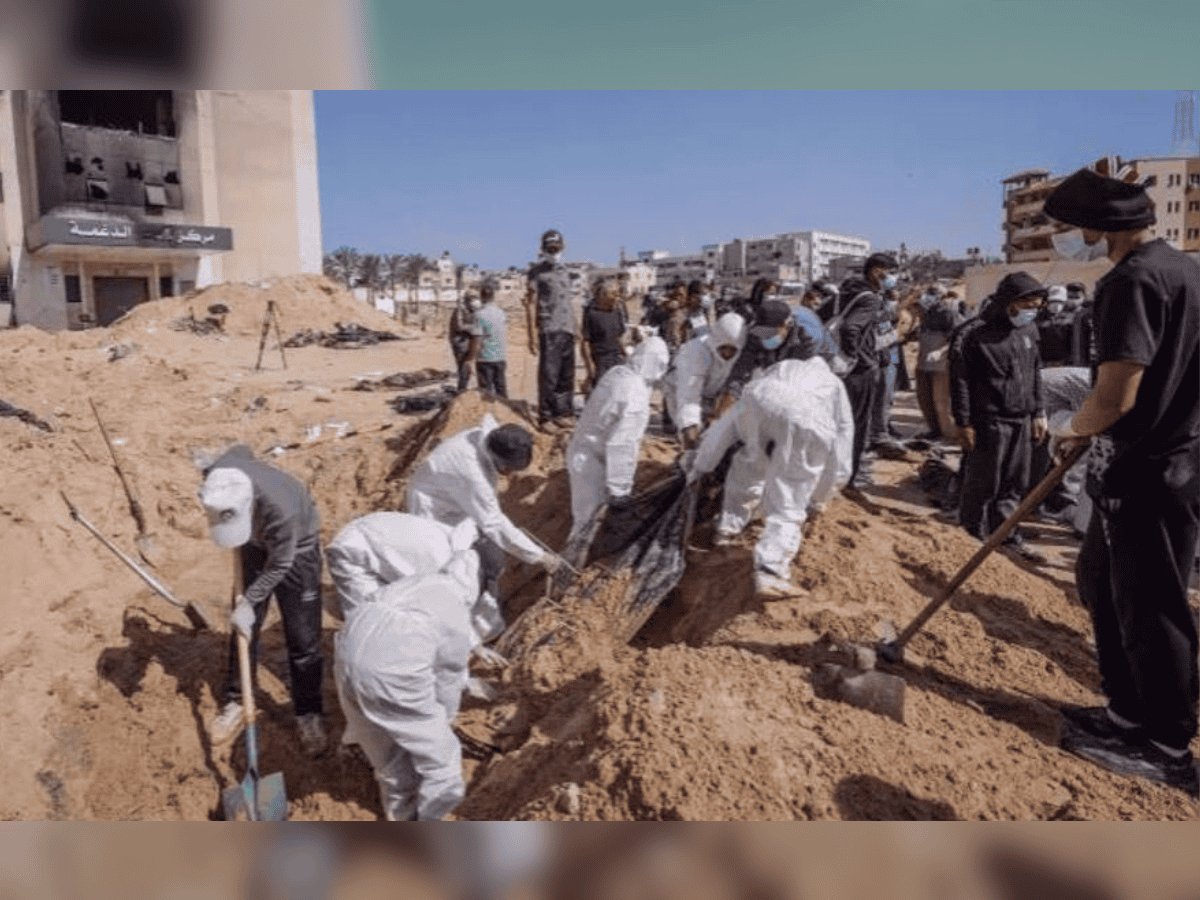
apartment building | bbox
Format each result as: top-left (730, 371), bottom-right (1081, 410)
top-left (1002, 157), bottom-right (1200, 263)
top-left (0, 90), bottom-right (321, 329)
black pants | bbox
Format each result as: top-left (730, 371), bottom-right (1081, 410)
top-left (476, 360), bottom-right (507, 398)
top-left (451, 335), bottom-right (473, 392)
top-left (958, 415), bottom-right (1031, 540)
top-left (914, 370), bottom-right (939, 437)
top-left (223, 542), bottom-right (325, 716)
top-left (1078, 487), bottom-right (1200, 749)
top-left (842, 368), bottom-right (879, 485)
top-left (590, 351), bottom-right (624, 394)
top-left (538, 331), bottom-right (575, 422)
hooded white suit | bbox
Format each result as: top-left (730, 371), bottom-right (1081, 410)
top-left (661, 312), bottom-right (747, 432)
top-left (692, 358), bottom-right (854, 577)
top-left (334, 551), bottom-right (480, 821)
top-left (566, 336), bottom-right (670, 538)
top-left (325, 512), bottom-right (506, 643)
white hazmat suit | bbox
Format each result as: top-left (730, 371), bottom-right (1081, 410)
top-left (325, 512), bottom-right (505, 642)
top-left (566, 336), bottom-right (670, 539)
top-left (407, 413), bottom-right (551, 621)
top-left (661, 312), bottom-right (747, 433)
top-left (691, 358), bottom-right (854, 579)
top-left (334, 551), bottom-right (480, 821)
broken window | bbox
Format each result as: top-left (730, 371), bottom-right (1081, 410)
top-left (0, 275), bottom-right (10, 305)
top-left (62, 0), bottom-right (197, 79)
top-left (58, 91), bottom-right (176, 138)
top-left (144, 184), bottom-right (167, 208)
top-left (65, 276), bottom-right (82, 304)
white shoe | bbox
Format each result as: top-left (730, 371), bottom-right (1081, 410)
top-left (754, 569), bottom-right (803, 600)
top-left (209, 702), bottom-right (244, 745)
top-left (297, 713), bottom-right (327, 755)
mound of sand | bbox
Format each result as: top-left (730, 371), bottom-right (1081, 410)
top-left (1, 281), bottom-right (1197, 821)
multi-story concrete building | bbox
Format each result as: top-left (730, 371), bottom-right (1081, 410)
top-left (806, 231), bottom-right (872, 282)
top-left (636, 249), bottom-right (711, 287)
top-left (1002, 157), bottom-right (1200, 263)
top-left (712, 231), bottom-right (868, 283)
top-left (0, 90), bottom-right (322, 329)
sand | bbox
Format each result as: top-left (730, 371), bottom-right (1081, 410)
top-left (1, 273), bottom-right (1197, 820)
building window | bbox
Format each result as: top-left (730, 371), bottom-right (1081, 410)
top-left (0, 275), bottom-right (10, 305)
top-left (159, 276), bottom-right (173, 297)
top-left (1190, 201), bottom-right (1199, 212)
top-left (65, 275), bottom-right (82, 304)
top-left (58, 91), bottom-right (176, 137)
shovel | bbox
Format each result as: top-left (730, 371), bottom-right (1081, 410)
top-left (61, 492), bottom-right (214, 631)
top-left (819, 441), bottom-right (1089, 724)
top-left (222, 551), bottom-right (288, 821)
top-left (88, 398), bottom-right (163, 569)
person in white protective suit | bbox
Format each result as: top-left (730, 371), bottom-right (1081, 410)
top-left (407, 415), bottom-right (561, 633)
top-left (334, 549), bottom-right (481, 821)
top-left (566, 335), bottom-right (671, 542)
top-left (661, 312), bottom-right (748, 449)
top-left (326, 512), bottom-right (508, 647)
top-left (687, 357), bottom-right (854, 598)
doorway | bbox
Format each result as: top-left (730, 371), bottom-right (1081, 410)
top-left (93, 276), bottom-right (150, 326)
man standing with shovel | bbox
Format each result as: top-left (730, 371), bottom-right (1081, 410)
top-left (199, 445), bottom-right (327, 757)
top-left (1043, 159), bottom-right (1200, 798)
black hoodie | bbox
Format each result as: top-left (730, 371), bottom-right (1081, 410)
top-left (835, 276), bottom-right (885, 375)
top-left (950, 284), bottom-right (1045, 426)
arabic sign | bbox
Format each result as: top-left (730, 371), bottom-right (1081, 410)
top-left (29, 216), bottom-right (233, 252)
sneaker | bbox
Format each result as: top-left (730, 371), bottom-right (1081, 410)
top-left (1003, 533), bottom-right (1046, 564)
top-left (297, 713), bottom-right (327, 756)
top-left (1060, 727), bottom-right (1199, 799)
top-left (209, 702), bottom-right (244, 745)
top-left (1059, 705), bottom-right (1146, 742)
top-left (754, 568), bottom-right (804, 600)
top-left (886, 422), bottom-right (904, 440)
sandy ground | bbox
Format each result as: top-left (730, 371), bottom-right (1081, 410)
top-left (1, 274), bottom-right (1197, 821)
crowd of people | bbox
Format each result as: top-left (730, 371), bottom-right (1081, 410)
top-left (196, 160), bottom-right (1199, 819)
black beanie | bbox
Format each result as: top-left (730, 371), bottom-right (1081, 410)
top-left (486, 424), bottom-right (533, 470)
top-left (1042, 168), bottom-right (1156, 232)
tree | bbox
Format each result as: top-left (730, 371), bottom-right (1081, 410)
top-left (402, 254), bottom-right (430, 311)
top-left (384, 254), bottom-right (405, 300)
top-left (323, 246), bottom-right (360, 289)
top-left (359, 253), bottom-right (384, 303)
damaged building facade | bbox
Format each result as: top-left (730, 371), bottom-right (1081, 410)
top-left (0, 90), bottom-right (322, 329)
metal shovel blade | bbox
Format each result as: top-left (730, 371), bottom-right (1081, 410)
top-left (814, 663), bottom-right (907, 724)
top-left (222, 767), bottom-right (287, 821)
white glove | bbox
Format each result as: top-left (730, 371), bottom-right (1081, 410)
top-left (540, 551), bottom-right (564, 574)
top-left (230, 595), bottom-right (256, 639)
top-left (1047, 410), bottom-right (1082, 438)
top-left (463, 676), bottom-right (498, 702)
top-left (471, 645), bottom-right (510, 670)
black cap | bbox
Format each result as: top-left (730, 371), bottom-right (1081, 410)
top-left (1043, 168), bottom-right (1155, 232)
top-left (541, 229), bottom-right (564, 247)
top-left (486, 424), bottom-right (534, 470)
top-left (751, 299), bottom-right (793, 337)
top-left (864, 253), bottom-right (898, 273)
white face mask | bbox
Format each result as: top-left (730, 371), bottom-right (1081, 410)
top-left (1052, 229), bottom-right (1108, 262)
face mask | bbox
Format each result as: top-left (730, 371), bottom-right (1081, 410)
top-left (1051, 229), bottom-right (1107, 262)
top-left (885, 301), bottom-right (898, 316)
top-left (1009, 309), bottom-right (1038, 328)
top-left (760, 333), bottom-right (784, 350)
top-left (1047, 302), bottom-right (1064, 315)
top-left (880, 274), bottom-right (898, 290)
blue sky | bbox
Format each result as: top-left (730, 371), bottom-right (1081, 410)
top-left (315, 91), bottom-right (1198, 270)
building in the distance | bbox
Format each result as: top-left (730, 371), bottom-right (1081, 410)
top-left (0, 90), bottom-right (322, 329)
top-left (1002, 157), bottom-right (1200, 263)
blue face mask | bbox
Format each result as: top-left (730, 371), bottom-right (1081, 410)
top-left (880, 274), bottom-right (898, 290)
top-left (761, 333), bottom-right (784, 350)
top-left (1009, 309), bottom-right (1038, 328)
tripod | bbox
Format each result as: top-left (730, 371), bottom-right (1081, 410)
top-left (254, 300), bottom-right (288, 371)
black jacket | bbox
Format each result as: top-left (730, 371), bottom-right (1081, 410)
top-left (950, 296), bottom-right (1044, 427)
top-left (723, 320), bottom-right (816, 399)
top-left (835, 277), bottom-right (885, 375)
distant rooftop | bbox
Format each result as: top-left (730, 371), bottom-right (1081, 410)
top-left (1001, 168), bottom-right (1051, 184)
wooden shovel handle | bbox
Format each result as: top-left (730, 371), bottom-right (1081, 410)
top-left (233, 551), bottom-right (257, 728)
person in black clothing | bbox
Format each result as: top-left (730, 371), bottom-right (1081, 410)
top-left (950, 270), bottom-right (1049, 558)
top-left (1036, 285), bottom-right (1077, 365)
top-left (720, 299), bottom-right (818, 403)
top-left (1043, 160), bottom-right (1200, 798)
top-left (582, 276), bottom-right (629, 393)
top-left (836, 253), bottom-right (897, 489)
